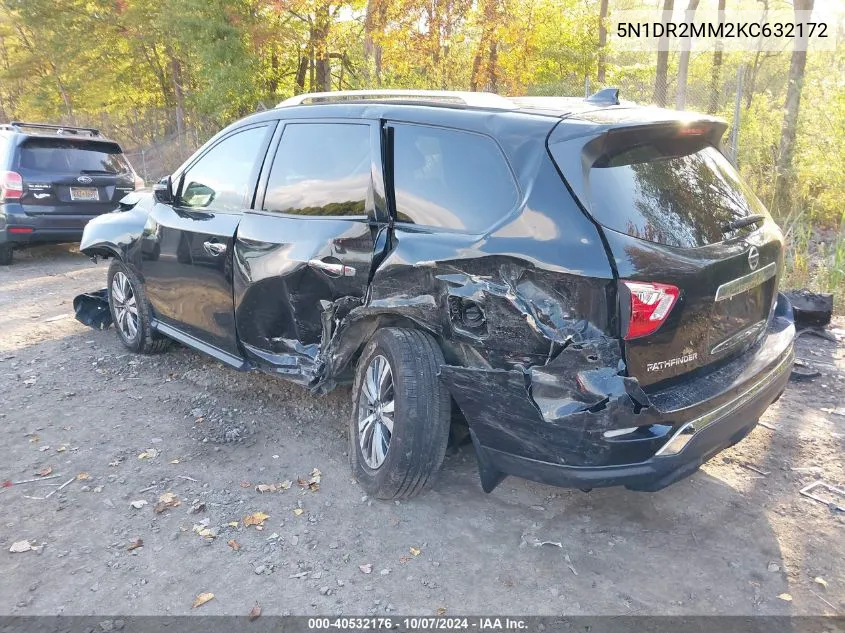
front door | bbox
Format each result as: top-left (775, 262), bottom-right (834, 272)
top-left (142, 123), bottom-right (274, 358)
top-left (233, 120), bottom-right (386, 382)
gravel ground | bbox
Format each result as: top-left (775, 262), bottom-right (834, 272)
top-left (1, 244), bottom-right (843, 617)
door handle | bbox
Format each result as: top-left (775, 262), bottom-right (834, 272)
top-left (203, 241), bottom-right (227, 256)
top-left (307, 258), bottom-right (356, 277)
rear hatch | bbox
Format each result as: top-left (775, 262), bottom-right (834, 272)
top-left (14, 137), bottom-right (135, 215)
top-left (548, 112), bottom-right (783, 387)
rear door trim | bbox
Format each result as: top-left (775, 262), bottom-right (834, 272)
top-left (714, 262), bottom-right (777, 302)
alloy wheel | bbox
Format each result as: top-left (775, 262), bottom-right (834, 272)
top-left (111, 271), bottom-right (139, 342)
top-left (357, 354), bottom-right (395, 469)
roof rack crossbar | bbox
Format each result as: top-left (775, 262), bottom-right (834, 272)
top-left (6, 121), bottom-right (101, 136)
top-left (276, 90), bottom-right (516, 110)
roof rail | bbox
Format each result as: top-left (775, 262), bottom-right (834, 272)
top-left (4, 121), bottom-right (102, 137)
top-left (276, 90), bottom-right (516, 110)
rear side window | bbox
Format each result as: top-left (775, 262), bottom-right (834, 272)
top-left (179, 125), bottom-right (268, 213)
top-left (17, 139), bottom-right (130, 174)
top-left (559, 139), bottom-right (768, 249)
top-left (391, 124), bottom-right (518, 233)
top-left (263, 123), bottom-right (371, 217)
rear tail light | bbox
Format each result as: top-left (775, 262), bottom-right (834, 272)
top-left (0, 171), bottom-right (23, 200)
top-left (623, 281), bottom-right (680, 340)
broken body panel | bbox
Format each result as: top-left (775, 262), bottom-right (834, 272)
top-left (78, 100), bottom-right (795, 493)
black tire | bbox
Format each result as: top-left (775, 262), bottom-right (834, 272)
top-left (0, 244), bottom-right (13, 266)
top-left (107, 260), bottom-right (170, 354)
top-left (349, 328), bottom-right (451, 499)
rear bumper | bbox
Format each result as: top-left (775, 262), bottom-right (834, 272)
top-left (441, 293), bottom-right (795, 492)
top-left (0, 203), bottom-right (101, 245)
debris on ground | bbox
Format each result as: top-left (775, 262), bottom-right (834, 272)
top-left (153, 492), bottom-right (180, 513)
top-left (359, 563), bottom-right (373, 574)
top-left (9, 540), bottom-right (35, 553)
top-left (243, 512), bottom-right (269, 527)
top-left (248, 604), bottom-right (261, 621)
top-left (790, 358), bottom-right (821, 381)
top-left (126, 538), bottom-right (143, 551)
top-left (785, 289), bottom-right (834, 327)
top-left (799, 481), bottom-right (845, 512)
top-left (130, 500), bottom-right (148, 509)
top-left (191, 592), bottom-right (214, 609)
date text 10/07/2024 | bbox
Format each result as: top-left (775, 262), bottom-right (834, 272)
top-left (307, 617), bottom-right (529, 630)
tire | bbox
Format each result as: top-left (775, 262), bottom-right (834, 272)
top-left (0, 244), bottom-right (13, 266)
top-left (349, 328), bottom-right (451, 499)
top-left (107, 260), bottom-right (170, 354)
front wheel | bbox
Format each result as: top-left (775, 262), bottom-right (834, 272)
top-left (107, 260), bottom-right (170, 354)
top-left (350, 328), bottom-right (451, 499)
top-left (0, 244), bottom-right (13, 266)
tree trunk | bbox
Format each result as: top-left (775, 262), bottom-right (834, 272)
top-left (707, 0), bottom-right (726, 114)
top-left (167, 49), bottom-right (186, 155)
top-left (674, 0), bottom-right (700, 110)
top-left (295, 51), bottom-right (308, 94)
top-left (653, 0), bottom-right (675, 107)
top-left (774, 0), bottom-right (814, 212)
top-left (363, 0), bottom-right (384, 88)
top-left (313, 2), bottom-right (331, 92)
top-left (470, 0), bottom-right (499, 92)
top-left (597, 0), bottom-right (609, 84)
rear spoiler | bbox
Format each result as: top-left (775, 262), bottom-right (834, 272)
top-left (1, 121), bottom-right (103, 138)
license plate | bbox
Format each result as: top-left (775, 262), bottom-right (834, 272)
top-left (70, 187), bottom-right (99, 201)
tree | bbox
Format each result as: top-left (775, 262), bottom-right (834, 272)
top-left (775, 0), bottom-right (815, 211)
top-left (652, 0), bottom-right (674, 107)
top-left (596, 0), bottom-right (608, 84)
top-left (707, 0), bottom-right (726, 114)
top-left (674, 0), bottom-right (699, 110)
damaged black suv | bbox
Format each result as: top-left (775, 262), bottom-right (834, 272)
top-left (78, 89), bottom-right (795, 499)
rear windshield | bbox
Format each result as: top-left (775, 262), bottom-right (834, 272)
top-left (17, 138), bottom-right (130, 175)
top-left (561, 139), bottom-right (767, 248)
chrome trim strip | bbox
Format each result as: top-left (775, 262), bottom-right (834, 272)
top-left (654, 348), bottom-right (793, 457)
top-left (709, 319), bottom-right (767, 356)
top-left (714, 262), bottom-right (777, 302)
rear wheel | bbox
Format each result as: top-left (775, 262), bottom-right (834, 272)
top-left (350, 328), bottom-right (451, 499)
top-left (107, 260), bottom-right (169, 354)
top-left (0, 244), bottom-right (13, 266)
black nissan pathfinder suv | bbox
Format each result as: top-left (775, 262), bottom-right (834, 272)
top-left (0, 121), bottom-right (138, 265)
top-left (77, 89), bottom-right (795, 499)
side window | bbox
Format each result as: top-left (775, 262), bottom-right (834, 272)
top-left (391, 124), bottom-right (519, 233)
top-left (263, 123), bottom-right (370, 217)
top-left (179, 126), bottom-right (267, 212)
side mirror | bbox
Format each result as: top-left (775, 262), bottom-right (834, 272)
top-left (153, 175), bottom-right (173, 204)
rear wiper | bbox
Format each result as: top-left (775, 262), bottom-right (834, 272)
top-left (722, 214), bottom-right (765, 233)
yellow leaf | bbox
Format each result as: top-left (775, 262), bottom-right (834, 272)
top-left (227, 521), bottom-right (239, 528)
top-left (243, 511), bottom-right (269, 527)
top-left (76, 472), bottom-right (90, 480)
top-left (293, 508), bottom-right (304, 516)
top-left (814, 576), bottom-right (828, 589)
top-left (192, 592), bottom-right (214, 609)
top-left (153, 492), bottom-right (180, 513)
top-left (778, 593), bottom-right (793, 602)
top-left (410, 547), bottom-right (421, 557)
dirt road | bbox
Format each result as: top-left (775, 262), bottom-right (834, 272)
top-left (1, 245), bottom-right (843, 617)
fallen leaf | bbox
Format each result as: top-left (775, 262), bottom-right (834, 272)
top-left (399, 556), bottom-right (411, 563)
top-left (130, 500), bottom-right (148, 509)
top-left (193, 525), bottom-right (214, 538)
top-left (227, 521), bottom-right (240, 528)
top-left (29, 436), bottom-right (39, 443)
top-left (778, 593), bottom-right (793, 602)
top-left (137, 448), bottom-right (158, 460)
top-left (56, 446), bottom-right (67, 453)
top-left (255, 484), bottom-right (277, 493)
top-left (435, 608), bottom-right (447, 616)
top-left (280, 480), bottom-right (293, 490)
top-left (36, 466), bottom-right (52, 477)
top-left (76, 472), bottom-right (90, 480)
top-left (814, 576), bottom-right (828, 589)
top-left (227, 539), bottom-right (241, 551)
top-left (168, 459), bottom-right (180, 464)
top-left (192, 592), bottom-right (214, 609)
top-left (359, 563), bottom-right (373, 574)
top-left (127, 538), bottom-right (143, 551)
top-left (9, 540), bottom-right (33, 553)
top-left (248, 604), bottom-right (261, 621)
top-left (239, 481), bottom-right (252, 488)
top-left (410, 547), bottom-right (421, 557)
top-left (243, 511), bottom-right (269, 527)
top-left (108, 459), bottom-right (122, 467)
top-left (153, 491), bottom-right (180, 513)
top-left (293, 508), bottom-right (304, 517)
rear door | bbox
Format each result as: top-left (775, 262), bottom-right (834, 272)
top-left (549, 121), bottom-right (783, 387)
top-left (14, 137), bottom-right (135, 215)
top-left (234, 120), bottom-right (384, 382)
top-left (142, 123), bottom-right (274, 359)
